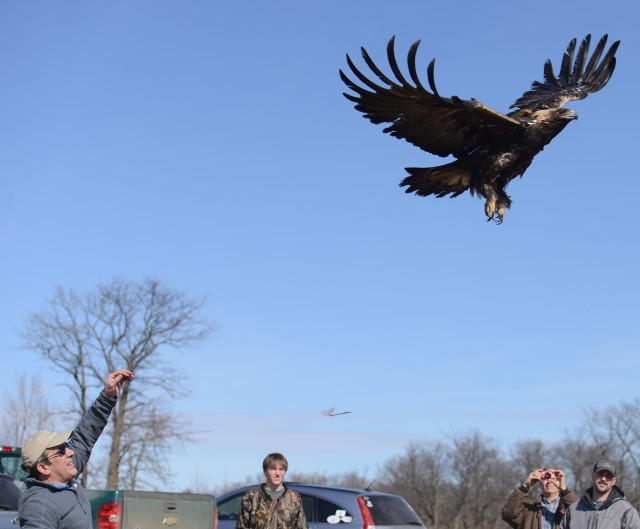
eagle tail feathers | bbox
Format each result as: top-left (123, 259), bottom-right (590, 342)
top-left (400, 163), bottom-right (471, 199)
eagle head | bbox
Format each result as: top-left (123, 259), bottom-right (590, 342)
top-left (526, 107), bottom-right (579, 141)
top-left (558, 108), bottom-right (579, 121)
top-left (534, 107), bottom-right (579, 122)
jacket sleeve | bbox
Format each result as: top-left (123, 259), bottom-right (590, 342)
top-left (502, 486), bottom-right (529, 529)
top-left (236, 491), bottom-right (253, 529)
top-left (622, 505), bottom-right (640, 529)
top-left (68, 392), bottom-right (118, 476)
top-left (294, 492), bottom-right (308, 529)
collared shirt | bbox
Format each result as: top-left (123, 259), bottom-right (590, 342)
top-left (47, 482), bottom-right (76, 491)
top-left (541, 497), bottom-right (561, 529)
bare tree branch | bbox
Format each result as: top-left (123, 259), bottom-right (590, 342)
top-left (20, 277), bottom-right (216, 489)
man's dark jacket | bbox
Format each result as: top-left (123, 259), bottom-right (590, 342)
top-left (502, 484), bottom-right (579, 529)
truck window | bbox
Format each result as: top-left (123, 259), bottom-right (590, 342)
top-left (0, 447), bottom-right (27, 483)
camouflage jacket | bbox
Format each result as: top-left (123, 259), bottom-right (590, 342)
top-left (236, 486), bottom-right (308, 529)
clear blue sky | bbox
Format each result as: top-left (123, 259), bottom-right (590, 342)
top-left (1, 0), bottom-right (638, 492)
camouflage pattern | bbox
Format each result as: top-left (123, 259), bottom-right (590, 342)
top-left (236, 486), bottom-right (308, 529)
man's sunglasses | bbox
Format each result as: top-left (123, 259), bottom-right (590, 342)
top-left (30, 442), bottom-right (70, 472)
top-left (44, 442), bottom-right (69, 461)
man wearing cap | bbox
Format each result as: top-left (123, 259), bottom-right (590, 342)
top-left (560, 459), bottom-right (640, 529)
top-left (18, 369), bottom-right (134, 529)
top-left (502, 466), bottom-right (578, 529)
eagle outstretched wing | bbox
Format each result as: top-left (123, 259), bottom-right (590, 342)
top-left (340, 34), bottom-right (619, 223)
top-left (339, 36), bottom-right (524, 159)
top-left (511, 34), bottom-right (620, 112)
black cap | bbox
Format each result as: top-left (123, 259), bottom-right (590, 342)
top-left (593, 459), bottom-right (617, 477)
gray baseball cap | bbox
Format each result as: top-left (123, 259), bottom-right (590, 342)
top-left (593, 458), bottom-right (617, 477)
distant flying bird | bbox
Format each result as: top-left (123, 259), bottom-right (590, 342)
top-left (322, 408), bottom-right (352, 416)
top-left (340, 35), bottom-right (619, 223)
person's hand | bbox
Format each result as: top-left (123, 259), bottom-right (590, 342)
top-left (555, 469), bottom-right (567, 490)
top-left (524, 469), bottom-right (542, 487)
top-left (103, 369), bottom-right (134, 398)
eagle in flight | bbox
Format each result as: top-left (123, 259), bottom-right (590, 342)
top-left (340, 35), bottom-right (619, 223)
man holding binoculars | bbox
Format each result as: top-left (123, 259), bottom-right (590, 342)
top-left (502, 467), bottom-right (579, 529)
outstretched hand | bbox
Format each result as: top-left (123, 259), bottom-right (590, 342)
top-left (103, 369), bottom-right (134, 398)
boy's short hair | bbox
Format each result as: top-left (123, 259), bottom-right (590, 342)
top-left (263, 452), bottom-right (288, 472)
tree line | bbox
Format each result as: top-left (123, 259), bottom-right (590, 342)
top-left (224, 415), bottom-right (639, 529)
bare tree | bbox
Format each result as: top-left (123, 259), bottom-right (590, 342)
top-left (21, 277), bottom-right (216, 489)
top-left (115, 400), bottom-right (195, 489)
top-left (332, 470), bottom-right (372, 489)
top-left (0, 373), bottom-right (52, 445)
top-left (579, 400), bottom-right (640, 505)
top-left (447, 431), bottom-right (510, 529)
top-left (551, 432), bottom-right (598, 496)
top-left (286, 469), bottom-right (372, 489)
top-left (378, 441), bottom-right (447, 529)
top-left (506, 439), bottom-right (554, 491)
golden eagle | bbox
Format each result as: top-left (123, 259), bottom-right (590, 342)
top-left (340, 35), bottom-right (619, 223)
